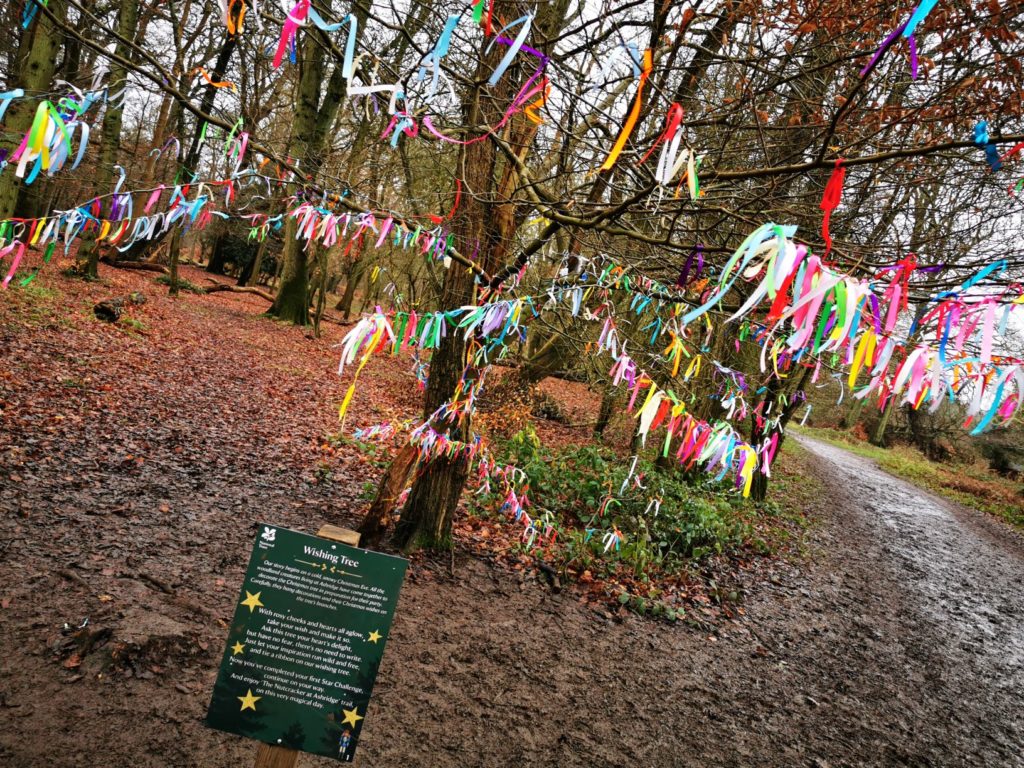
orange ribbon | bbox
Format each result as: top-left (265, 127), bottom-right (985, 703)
top-left (193, 67), bottom-right (237, 93)
top-left (599, 49), bottom-right (653, 172)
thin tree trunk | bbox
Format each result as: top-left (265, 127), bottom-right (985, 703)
top-left (76, 0), bottom-right (139, 278)
top-left (243, 237), bottom-right (269, 287)
top-left (871, 305), bottom-right (926, 446)
top-left (335, 260), bottom-right (364, 320)
top-left (749, 366), bottom-right (812, 502)
top-left (870, 394), bottom-right (898, 447)
top-left (839, 396), bottom-right (866, 430)
top-left (595, 387), bottom-right (616, 437)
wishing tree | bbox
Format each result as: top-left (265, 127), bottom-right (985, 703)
top-left (2, 0), bottom-right (1023, 552)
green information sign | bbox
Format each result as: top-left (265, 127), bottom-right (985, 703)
top-left (205, 524), bottom-right (408, 762)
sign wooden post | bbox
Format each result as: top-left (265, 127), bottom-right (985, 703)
top-left (205, 523), bottom-right (407, 765)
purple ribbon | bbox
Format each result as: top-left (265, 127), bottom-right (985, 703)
top-left (860, 21), bottom-right (909, 77)
top-left (869, 294), bottom-right (882, 335)
top-left (677, 245), bottom-right (704, 288)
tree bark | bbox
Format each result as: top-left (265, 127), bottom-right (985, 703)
top-left (335, 259), bottom-right (364, 320)
top-left (870, 393), bottom-right (897, 447)
top-left (839, 395), bottom-right (866, 430)
top-left (389, 42), bottom-right (521, 551)
top-left (392, 248), bottom-right (480, 550)
top-left (749, 365), bottom-right (812, 502)
top-left (374, 0), bottom-right (573, 551)
top-left (270, 217), bottom-right (311, 324)
top-left (0, 0), bottom-right (67, 223)
top-left (75, 0), bottom-right (139, 278)
top-left (244, 237), bottom-right (269, 287)
top-left (269, 18), bottom-right (354, 325)
top-left (358, 444), bottom-right (418, 545)
top-left (595, 386), bottom-right (617, 437)
top-left (206, 233), bottom-right (229, 275)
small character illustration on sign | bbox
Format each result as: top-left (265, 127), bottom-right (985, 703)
top-left (338, 728), bottom-right (353, 761)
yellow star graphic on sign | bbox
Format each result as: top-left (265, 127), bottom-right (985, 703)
top-left (240, 591), bottom-right (264, 613)
top-left (231, 642), bottom-right (245, 655)
top-left (367, 630), bottom-right (382, 644)
top-left (341, 707), bottom-right (363, 728)
top-left (238, 689), bottom-right (261, 711)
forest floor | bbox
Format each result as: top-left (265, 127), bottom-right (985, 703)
top-left (2, 265), bottom-right (1023, 767)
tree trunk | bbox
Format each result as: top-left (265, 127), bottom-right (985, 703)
top-left (167, 230), bottom-right (182, 297)
top-left (269, 19), bottom-right (353, 325)
top-left (244, 237), bottom-right (269, 287)
top-left (871, 305), bottom-right (927, 447)
top-left (358, 444), bottom-right (418, 545)
top-left (335, 260), bottom-right (364, 320)
top-left (629, 421), bottom-right (643, 454)
top-left (0, 0), bottom-right (67, 223)
top-left (839, 396), bottom-right (866, 430)
top-left (76, 0), bottom-right (140, 278)
top-left (388, 62), bottom-right (511, 550)
top-left (870, 393), bottom-right (897, 447)
top-left (206, 234), bottom-right (229, 275)
top-left (391, 252), bottom-right (479, 551)
top-left (595, 387), bottom-right (616, 437)
top-left (749, 365), bottom-right (812, 502)
top-left (904, 404), bottom-right (933, 458)
top-left (375, 0), bottom-right (571, 551)
top-left (121, 13), bottom-right (240, 268)
top-left (270, 218), bottom-right (310, 324)
top-left (393, 448), bottom-right (469, 551)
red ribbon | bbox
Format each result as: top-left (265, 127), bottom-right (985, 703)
top-left (639, 103), bottom-right (684, 165)
top-left (429, 178), bottom-right (462, 224)
top-left (819, 158), bottom-right (845, 255)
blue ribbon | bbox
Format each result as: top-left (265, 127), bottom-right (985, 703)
top-left (487, 14), bottom-right (533, 87)
top-left (903, 0), bottom-right (939, 38)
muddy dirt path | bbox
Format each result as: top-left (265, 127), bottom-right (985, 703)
top-left (2, 271), bottom-right (1022, 767)
top-left (790, 436), bottom-right (1024, 764)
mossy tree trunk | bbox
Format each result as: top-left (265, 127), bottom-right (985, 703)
top-left (268, 10), bottom-right (356, 325)
top-left (870, 394), bottom-right (898, 447)
top-left (0, 0), bottom-right (67, 224)
top-left (839, 394), bottom-right (866, 430)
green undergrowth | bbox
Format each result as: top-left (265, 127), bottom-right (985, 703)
top-left (2, 278), bottom-right (65, 327)
top-left (468, 426), bottom-right (806, 618)
top-left (155, 274), bottom-right (205, 294)
top-left (798, 426), bottom-right (1024, 528)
